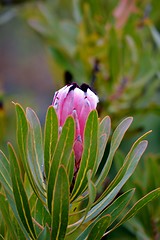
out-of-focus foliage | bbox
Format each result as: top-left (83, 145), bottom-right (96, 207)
top-left (18, 0), bottom-right (160, 122)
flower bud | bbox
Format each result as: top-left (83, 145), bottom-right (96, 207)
top-left (52, 83), bottom-right (99, 173)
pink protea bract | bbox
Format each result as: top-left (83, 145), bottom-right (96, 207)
top-left (52, 83), bottom-right (99, 173)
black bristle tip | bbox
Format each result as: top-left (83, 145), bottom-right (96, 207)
top-left (80, 83), bottom-right (90, 92)
top-left (69, 82), bottom-right (78, 92)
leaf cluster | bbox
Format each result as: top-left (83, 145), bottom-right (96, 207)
top-left (0, 104), bottom-right (160, 239)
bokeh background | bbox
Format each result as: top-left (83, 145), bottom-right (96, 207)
top-left (0, 0), bottom-right (160, 239)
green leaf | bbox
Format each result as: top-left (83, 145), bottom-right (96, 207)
top-left (44, 106), bottom-right (58, 179)
top-left (4, 191), bottom-right (30, 239)
top-left (67, 151), bottom-right (75, 186)
top-left (37, 226), bottom-right (50, 240)
top-left (96, 117), bottom-right (133, 188)
top-left (51, 165), bottom-right (69, 239)
top-left (67, 170), bottom-right (97, 235)
top-left (0, 193), bottom-right (17, 240)
top-left (15, 103), bottom-right (28, 164)
top-left (87, 170), bottom-right (96, 205)
top-left (76, 215), bottom-right (111, 240)
top-left (15, 104), bottom-right (46, 203)
top-left (109, 188), bottom-right (160, 233)
top-left (8, 143), bottom-right (37, 239)
top-left (83, 141), bottom-right (148, 223)
top-left (26, 108), bottom-right (45, 191)
top-left (75, 189), bottom-right (135, 240)
top-left (97, 189), bottom-right (135, 226)
top-left (99, 131), bottom-right (151, 200)
top-left (150, 26), bottom-right (160, 49)
top-left (33, 198), bottom-right (51, 235)
top-left (92, 116), bottom-right (111, 176)
top-left (47, 116), bottom-right (74, 212)
top-left (87, 215), bottom-right (111, 240)
top-left (71, 110), bottom-right (98, 201)
top-left (0, 151), bottom-right (12, 195)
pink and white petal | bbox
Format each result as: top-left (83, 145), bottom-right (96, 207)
top-left (86, 88), bottom-right (99, 109)
top-left (72, 109), bottom-right (81, 140)
top-left (72, 109), bottom-right (83, 166)
top-left (52, 85), bottom-right (68, 106)
top-left (73, 87), bottom-right (85, 117)
top-left (60, 89), bottom-right (74, 126)
top-left (73, 137), bottom-right (83, 172)
top-left (79, 98), bottom-right (91, 140)
top-left (52, 85), bottom-right (70, 123)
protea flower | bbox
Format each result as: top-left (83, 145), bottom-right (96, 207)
top-left (52, 83), bottom-right (99, 173)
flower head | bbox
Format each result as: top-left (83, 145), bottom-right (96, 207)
top-left (52, 83), bottom-right (99, 172)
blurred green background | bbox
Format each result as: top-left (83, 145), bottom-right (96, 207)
top-left (0, 0), bottom-right (160, 239)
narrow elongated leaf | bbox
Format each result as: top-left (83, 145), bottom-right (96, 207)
top-left (51, 165), bottom-right (69, 239)
top-left (67, 170), bottom-right (97, 235)
top-left (96, 117), bottom-right (133, 188)
top-left (15, 104), bottom-right (45, 202)
top-left (0, 235), bottom-right (4, 240)
top-left (27, 127), bottom-right (46, 201)
top-left (99, 131), bottom-right (152, 201)
top-left (87, 215), bottom-right (111, 240)
top-left (15, 104), bottom-right (46, 203)
top-left (150, 26), bottom-right (160, 49)
top-left (5, 191), bottom-right (30, 240)
top-left (99, 189), bottom-right (135, 225)
top-left (26, 108), bottom-right (45, 191)
top-left (26, 107), bottom-right (44, 170)
top-left (44, 106), bottom-right (58, 179)
top-left (108, 188), bottom-right (160, 233)
top-left (37, 226), bottom-right (50, 240)
top-left (15, 103), bottom-right (28, 164)
top-left (74, 189), bottom-right (134, 239)
top-left (33, 198), bottom-right (51, 235)
top-left (47, 116), bottom-right (74, 212)
top-left (87, 170), bottom-right (96, 205)
top-left (83, 141), bottom-right (148, 223)
top-left (99, 116), bottom-right (111, 137)
top-left (8, 143), bottom-right (37, 239)
top-left (0, 193), bottom-right (17, 240)
top-left (92, 116), bottom-right (111, 176)
top-left (81, 189), bottom-right (135, 238)
top-left (76, 215), bottom-right (111, 240)
top-left (67, 151), bottom-right (75, 186)
top-left (0, 151), bottom-right (12, 195)
top-left (78, 170), bottom-right (96, 224)
top-left (71, 110), bottom-right (98, 201)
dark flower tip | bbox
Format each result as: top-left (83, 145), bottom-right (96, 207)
top-left (80, 83), bottom-right (90, 92)
top-left (68, 82), bottom-right (79, 92)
